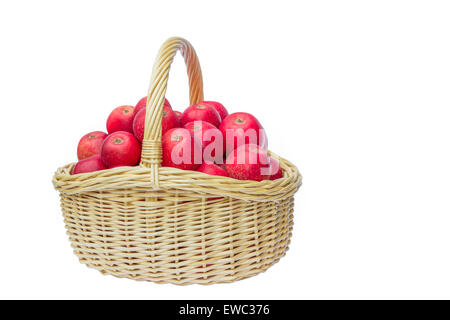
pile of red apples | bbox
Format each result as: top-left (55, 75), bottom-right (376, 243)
top-left (73, 97), bottom-right (282, 181)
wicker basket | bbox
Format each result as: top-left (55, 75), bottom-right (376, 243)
top-left (52, 37), bottom-right (302, 285)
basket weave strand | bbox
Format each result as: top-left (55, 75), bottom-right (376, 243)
top-left (52, 37), bottom-right (302, 285)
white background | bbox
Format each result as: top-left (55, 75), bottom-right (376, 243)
top-left (0, 0), bottom-right (449, 299)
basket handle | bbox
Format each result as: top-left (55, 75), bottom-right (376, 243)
top-left (140, 37), bottom-right (204, 187)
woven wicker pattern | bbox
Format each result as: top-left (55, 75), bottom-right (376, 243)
top-left (53, 37), bottom-right (302, 284)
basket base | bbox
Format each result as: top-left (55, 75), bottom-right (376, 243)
top-left (61, 192), bottom-right (295, 285)
top-left (76, 245), bottom-right (290, 285)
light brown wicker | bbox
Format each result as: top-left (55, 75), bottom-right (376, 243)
top-left (52, 37), bottom-right (302, 285)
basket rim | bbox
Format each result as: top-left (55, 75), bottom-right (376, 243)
top-left (53, 151), bottom-right (302, 202)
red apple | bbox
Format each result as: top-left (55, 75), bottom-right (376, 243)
top-left (133, 105), bottom-right (179, 142)
top-left (132, 108), bottom-right (146, 142)
top-left (106, 105), bottom-right (135, 134)
top-left (180, 103), bottom-right (221, 128)
top-left (225, 144), bottom-right (270, 181)
top-left (174, 110), bottom-right (182, 120)
top-left (265, 157), bottom-right (283, 180)
top-left (219, 112), bottom-right (267, 155)
top-left (77, 131), bottom-right (108, 160)
top-left (72, 155), bottom-right (106, 174)
top-left (162, 128), bottom-right (202, 171)
top-left (134, 96), bottom-right (171, 116)
top-left (183, 120), bottom-right (223, 163)
top-left (162, 105), bottom-right (180, 132)
top-left (202, 101), bottom-right (228, 121)
top-left (101, 131), bottom-right (141, 167)
top-left (197, 162), bottom-right (228, 177)
top-left (109, 164), bottom-right (129, 168)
